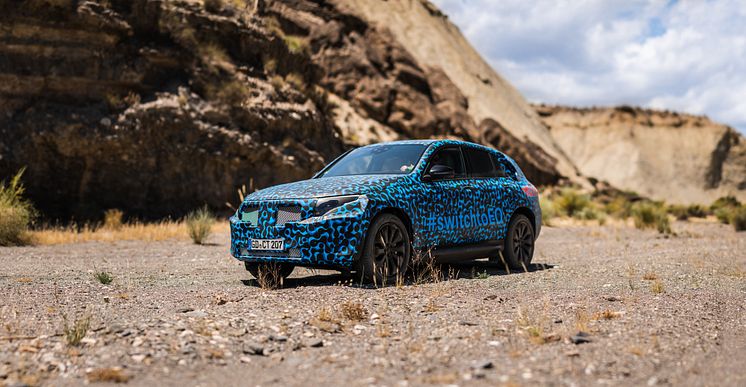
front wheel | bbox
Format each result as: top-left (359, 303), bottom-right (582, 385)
top-left (501, 214), bottom-right (535, 270)
top-left (355, 214), bottom-right (411, 285)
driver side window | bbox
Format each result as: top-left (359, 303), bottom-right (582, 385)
top-left (429, 147), bottom-right (466, 178)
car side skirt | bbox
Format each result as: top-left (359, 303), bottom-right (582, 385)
top-left (429, 239), bottom-right (504, 263)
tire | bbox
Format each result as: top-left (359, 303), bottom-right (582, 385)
top-left (355, 214), bottom-right (411, 285)
top-left (245, 262), bottom-right (295, 280)
top-left (501, 214), bottom-right (535, 270)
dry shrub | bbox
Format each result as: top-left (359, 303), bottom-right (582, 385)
top-left (341, 302), bottom-right (366, 321)
top-left (63, 314), bottom-right (90, 346)
top-left (0, 168), bottom-right (35, 246)
top-left (256, 262), bottom-right (284, 290)
top-left (539, 196), bottom-right (556, 225)
top-left (186, 206), bottom-right (214, 244)
top-left (593, 310), bottom-right (621, 320)
top-left (411, 249), bottom-right (443, 284)
top-left (87, 368), bottom-right (130, 383)
top-left (516, 307), bottom-right (557, 345)
top-left (651, 280), bottom-right (664, 294)
top-left (731, 206), bottom-right (746, 232)
top-left (283, 35), bottom-right (309, 54)
top-left (31, 221), bottom-right (227, 245)
top-left (554, 188), bottom-right (591, 218)
top-left (642, 272), bottom-right (658, 280)
top-left (632, 202), bottom-right (671, 234)
top-left (103, 209), bottom-right (124, 230)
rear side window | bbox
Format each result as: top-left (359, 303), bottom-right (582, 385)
top-left (491, 153), bottom-right (517, 179)
top-left (428, 147), bottom-right (466, 177)
top-left (464, 147), bottom-right (496, 178)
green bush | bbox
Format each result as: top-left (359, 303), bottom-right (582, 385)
top-left (186, 206), bottom-right (214, 244)
top-left (604, 196), bottom-right (634, 219)
top-left (539, 196), bottom-right (556, 225)
top-left (554, 188), bottom-right (591, 218)
top-left (0, 168), bottom-right (35, 246)
top-left (711, 196), bottom-right (741, 225)
top-left (732, 206), bottom-right (746, 232)
top-left (632, 202), bottom-right (671, 234)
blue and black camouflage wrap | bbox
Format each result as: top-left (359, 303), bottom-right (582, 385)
top-left (229, 140), bottom-right (541, 269)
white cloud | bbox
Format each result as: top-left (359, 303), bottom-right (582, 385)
top-left (432, 0), bottom-right (746, 132)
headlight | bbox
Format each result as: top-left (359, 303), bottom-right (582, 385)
top-left (313, 195), bottom-right (362, 217)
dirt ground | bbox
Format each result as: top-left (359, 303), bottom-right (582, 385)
top-left (1, 221), bottom-right (744, 386)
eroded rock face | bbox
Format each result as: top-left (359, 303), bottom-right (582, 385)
top-left (0, 0), bottom-right (565, 219)
top-left (536, 105), bottom-right (746, 204)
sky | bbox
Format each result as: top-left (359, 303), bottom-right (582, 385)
top-left (431, 0), bottom-right (746, 133)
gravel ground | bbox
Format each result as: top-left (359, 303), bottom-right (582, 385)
top-left (1, 221), bottom-right (744, 386)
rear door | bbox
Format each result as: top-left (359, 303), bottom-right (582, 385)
top-left (462, 146), bottom-right (506, 242)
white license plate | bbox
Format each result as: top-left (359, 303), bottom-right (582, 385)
top-left (250, 239), bottom-right (285, 251)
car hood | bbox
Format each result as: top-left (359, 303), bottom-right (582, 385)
top-left (245, 175), bottom-right (406, 201)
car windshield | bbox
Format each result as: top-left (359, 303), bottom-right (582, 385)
top-left (319, 144), bottom-right (428, 177)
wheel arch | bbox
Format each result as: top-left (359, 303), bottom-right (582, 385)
top-left (374, 207), bottom-right (414, 238)
top-left (511, 207), bottom-right (537, 235)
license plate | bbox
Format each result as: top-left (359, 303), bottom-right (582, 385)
top-left (250, 239), bottom-right (285, 251)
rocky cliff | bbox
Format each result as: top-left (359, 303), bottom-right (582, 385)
top-left (0, 0), bottom-right (573, 220)
top-left (536, 105), bottom-right (746, 204)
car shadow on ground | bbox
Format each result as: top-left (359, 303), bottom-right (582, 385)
top-left (240, 260), bottom-right (555, 289)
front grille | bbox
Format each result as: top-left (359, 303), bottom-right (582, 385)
top-left (276, 206), bottom-right (302, 226)
top-left (242, 248), bottom-right (301, 259)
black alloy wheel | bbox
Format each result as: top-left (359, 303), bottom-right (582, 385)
top-left (502, 214), bottom-right (535, 270)
top-left (356, 214), bottom-right (411, 285)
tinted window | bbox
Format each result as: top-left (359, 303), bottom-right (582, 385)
top-left (319, 144), bottom-right (427, 177)
top-left (464, 148), bottom-right (496, 177)
top-left (428, 147), bottom-right (465, 177)
top-left (491, 153), bottom-right (516, 179)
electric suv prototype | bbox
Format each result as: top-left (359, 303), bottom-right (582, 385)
top-left (230, 140), bottom-right (541, 283)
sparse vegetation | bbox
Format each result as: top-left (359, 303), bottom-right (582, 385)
top-left (642, 272), bottom-right (658, 281)
top-left (186, 206), bottom-right (215, 244)
top-left (667, 204), bottom-right (708, 220)
top-left (539, 196), bottom-right (556, 225)
top-left (732, 206), bottom-right (746, 231)
top-left (94, 271), bottom-right (113, 285)
top-left (283, 35), bottom-right (309, 55)
top-left (32, 219), bottom-right (227, 245)
top-left (632, 202), bottom-right (671, 234)
top-left (87, 368), bottom-right (130, 383)
top-left (0, 168), bottom-right (35, 246)
top-left (593, 310), bottom-right (621, 320)
top-left (103, 209), bottom-right (124, 230)
top-left (63, 314), bottom-right (90, 346)
top-left (255, 263), bottom-right (283, 290)
top-left (341, 302), bottom-right (367, 321)
top-left (554, 188), bottom-right (591, 218)
top-left (207, 79), bottom-right (251, 106)
top-left (651, 279), bottom-right (665, 294)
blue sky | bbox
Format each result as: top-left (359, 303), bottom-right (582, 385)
top-left (432, 0), bottom-right (746, 133)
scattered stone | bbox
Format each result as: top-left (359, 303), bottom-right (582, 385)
top-left (176, 307), bottom-right (194, 313)
top-left (242, 342), bottom-right (265, 356)
top-left (305, 339), bottom-right (323, 348)
top-left (459, 321), bottom-right (478, 326)
top-left (239, 356), bottom-right (252, 363)
top-left (270, 334), bottom-right (288, 342)
top-left (185, 310), bottom-right (207, 318)
top-left (603, 295), bottom-right (622, 302)
top-left (570, 332), bottom-right (592, 345)
top-left (472, 360), bottom-right (493, 370)
top-left (554, 319), bottom-right (563, 324)
top-left (132, 354), bottom-right (147, 363)
top-left (352, 325), bottom-right (366, 335)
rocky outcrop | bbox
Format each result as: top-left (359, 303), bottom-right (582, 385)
top-left (0, 0), bottom-right (570, 220)
top-left (536, 105), bottom-right (746, 204)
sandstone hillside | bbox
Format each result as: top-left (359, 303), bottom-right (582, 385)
top-left (0, 0), bottom-right (572, 220)
top-left (536, 105), bottom-right (746, 204)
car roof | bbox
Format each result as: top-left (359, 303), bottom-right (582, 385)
top-left (364, 139), bottom-right (499, 153)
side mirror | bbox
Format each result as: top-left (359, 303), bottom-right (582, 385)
top-left (424, 164), bottom-right (455, 181)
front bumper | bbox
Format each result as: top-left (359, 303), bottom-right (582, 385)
top-left (229, 197), bottom-right (369, 269)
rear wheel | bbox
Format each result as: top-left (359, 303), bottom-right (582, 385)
top-left (245, 262), bottom-right (295, 281)
top-left (501, 214), bottom-right (535, 270)
top-left (355, 214), bottom-right (411, 285)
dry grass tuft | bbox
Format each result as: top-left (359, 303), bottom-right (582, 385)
top-left (103, 209), bottom-right (124, 230)
top-left (255, 263), bottom-right (284, 290)
top-left (341, 302), bottom-right (366, 321)
top-left (63, 314), bottom-right (90, 346)
top-left (87, 367), bottom-right (130, 383)
top-left (632, 202), bottom-right (672, 234)
top-left (593, 310), bottom-right (621, 320)
top-left (33, 221), bottom-right (229, 245)
top-left (642, 272), bottom-right (658, 281)
top-left (186, 206), bottom-right (215, 245)
top-left (651, 280), bottom-right (665, 294)
top-left (516, 307), bottom-right (557, 345)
